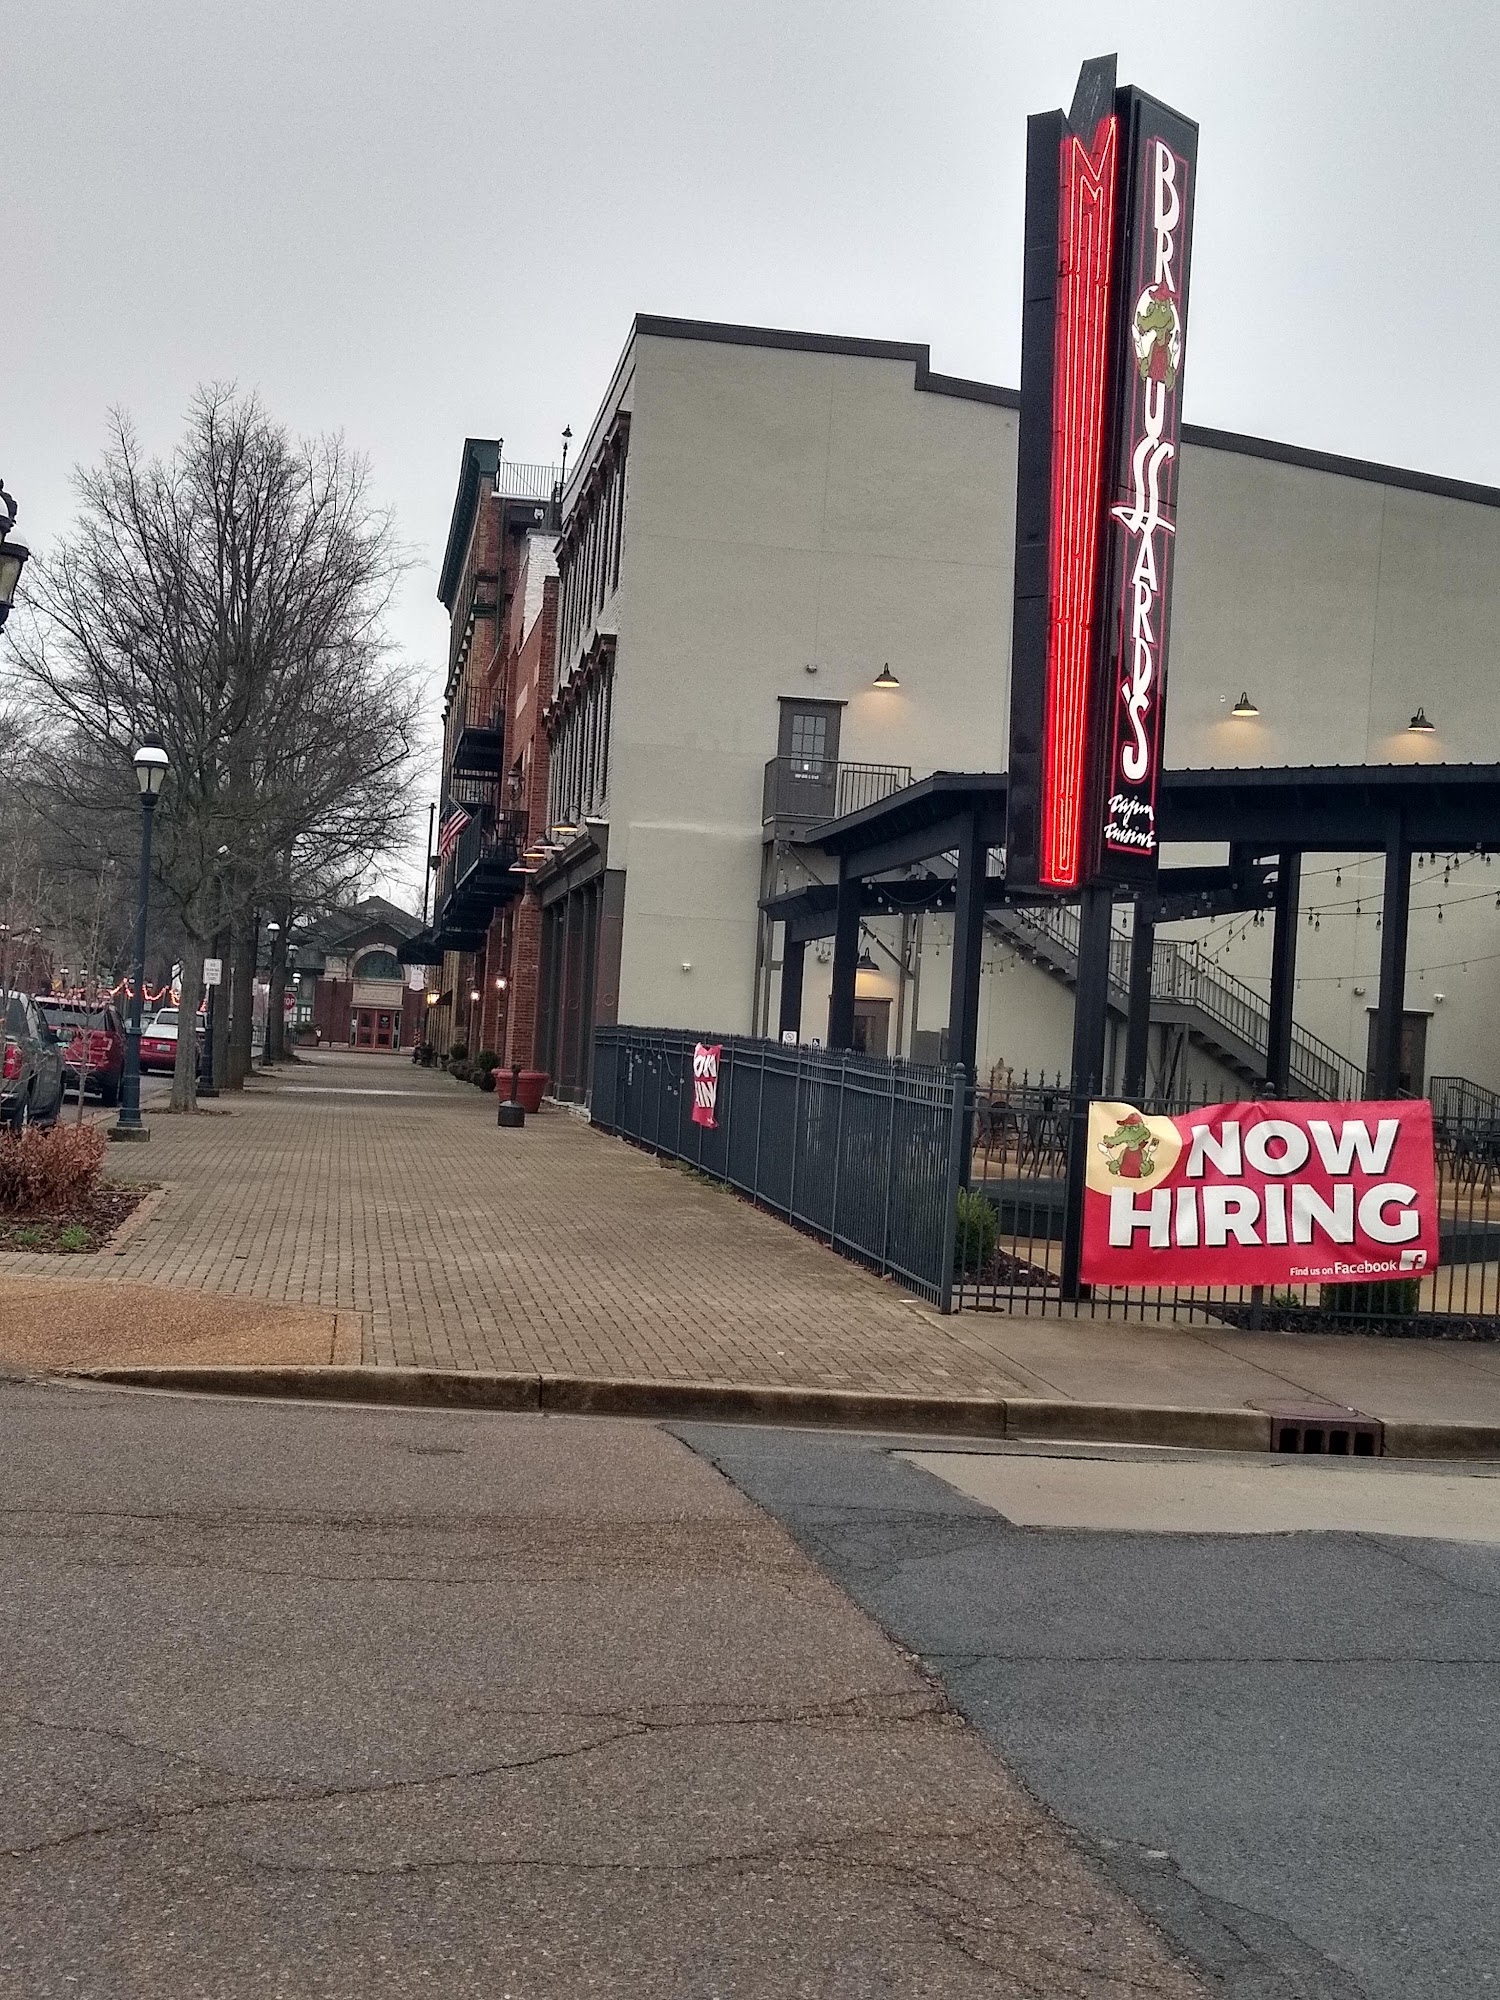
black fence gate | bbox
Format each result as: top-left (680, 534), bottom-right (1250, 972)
top-left (590, 1029), bottom-right (968, 1310)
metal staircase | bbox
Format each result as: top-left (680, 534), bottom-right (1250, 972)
top-left (991, 902), bottom-right (1366, 1101)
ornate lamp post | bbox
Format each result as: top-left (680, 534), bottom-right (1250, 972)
top-left (111, 740), bottom-right (169, 1141)
top-left (0, 480), bottom-right (32, 630)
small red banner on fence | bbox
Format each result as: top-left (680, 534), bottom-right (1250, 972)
top-left (1080, 1097), bottom-right (1439, 1288)
top-left (691, 1043), bottom-right (721, 1129)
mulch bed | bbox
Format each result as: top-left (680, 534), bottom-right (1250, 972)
top-left (0, 1182), bottom-right (155, 1255)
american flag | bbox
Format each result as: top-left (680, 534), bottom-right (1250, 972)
top-left (437, 805), bottom-right (471, 862)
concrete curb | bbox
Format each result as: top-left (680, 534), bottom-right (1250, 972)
top-left (50, 1365), bottom-right (1500, 1458)
top-left (36, 1365), bottom-right (1268, 1454)
top-left (1380, 1420), bottom-right (1500, 1460)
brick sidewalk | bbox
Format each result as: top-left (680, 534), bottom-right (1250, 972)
top-left (0, 1052), bottom-right (1032, 1389)
top-left (10, 1050), bottom-right (1500, 1430)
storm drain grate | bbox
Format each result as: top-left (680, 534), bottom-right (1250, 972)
top-left (1270, 1407), bottom-right (1384, 1457)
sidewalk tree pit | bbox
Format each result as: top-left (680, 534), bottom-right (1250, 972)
top-left (0, 1124), bottom-right (151, 1253)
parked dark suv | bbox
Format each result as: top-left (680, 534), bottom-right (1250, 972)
top-left (1, 992), bottom-right (65, 1130)
top-left (35, 1000), bottom-right (127, 1106)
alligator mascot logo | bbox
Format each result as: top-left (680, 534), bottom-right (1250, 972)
top-left (1097, 1111), bottom-right (1160, 1181)
top-left (1131, 282), bottom-right (1182, 389)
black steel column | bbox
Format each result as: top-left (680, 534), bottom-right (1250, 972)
top-left (111, 793), bottom-right (157, 1141)
top-left (827, 866), bottom-right (860, 1050)
top-left (1060, 884), bottom-right (1115, 1298)
top-left (1264, 850), bottom-right (1301, 1096)
top-left (778, 933), bottom-right (806, 1040)
top-left (1123, 904), bottom-right (1154, 1098)
top-left (946, 810), bottom-right (987, 1078)
top-left (1372, 827), bottom-right (1412, 1095)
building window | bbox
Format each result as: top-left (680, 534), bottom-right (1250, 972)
top-left (354, 949), bottom-right (402, 981)
top-left (548, 652), bottom-right (614, 829)
top-left (787, 711), bottom-right (829, 773)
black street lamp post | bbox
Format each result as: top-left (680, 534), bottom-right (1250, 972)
top-left (111, 740), bottom-right (169, 1142)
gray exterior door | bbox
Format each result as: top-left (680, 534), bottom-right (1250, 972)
top-left (775, 700), bottom-right (842, 821)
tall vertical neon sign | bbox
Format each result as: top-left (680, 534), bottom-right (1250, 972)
top-left (1007, 58), bottom-right (1198, 894)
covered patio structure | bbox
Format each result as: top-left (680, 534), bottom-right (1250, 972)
top-left (763, 764), bottom-right (1500, 1101)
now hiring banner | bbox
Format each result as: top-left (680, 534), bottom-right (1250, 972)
top-left (1080, 1098), bottom-right (1440, 1288)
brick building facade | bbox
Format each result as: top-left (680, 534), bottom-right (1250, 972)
top-left (426, 442), bottom-right (560, 1074)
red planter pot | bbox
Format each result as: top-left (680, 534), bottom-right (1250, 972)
top-left (517, 1070), bottom-right (549, 1114)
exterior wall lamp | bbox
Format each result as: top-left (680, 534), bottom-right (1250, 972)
top-left (1408, 706), bottom-right (1436, 732)
top-left (871, 664), bottom-right (901, 689)
top-left (1230, 691), bottom-right (1259, 718)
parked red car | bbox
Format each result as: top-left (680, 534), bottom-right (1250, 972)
top-left (35, 1000), bottom-right (127, 1106)
top-left (138, 1006), bottom-right (206, 1075)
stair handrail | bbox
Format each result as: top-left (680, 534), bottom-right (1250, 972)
top-left (992, 901), bottom-right (1365, 1100)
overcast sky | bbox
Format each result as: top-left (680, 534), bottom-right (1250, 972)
top-left (10, 1), bottom-right (1497, 904)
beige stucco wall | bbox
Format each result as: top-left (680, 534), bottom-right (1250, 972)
top-left (607, 334), bottom-right (1012, 1034)
top-left (573, 323), bottom-right (1500, 1089)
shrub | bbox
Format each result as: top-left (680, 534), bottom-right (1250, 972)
top-left (447, 1041), bottom-right (468, 1065)
top-left (449, 1062), bottom-right (471, 1084)
top-left (479, 1068), bottom-right (498, 1093)
top-left (954, 1187), bottom-right (997, 1276)
top-left (474, 1049), bottom-right (500, 1073)
top-left (1319, 1276), bottom-right (1421, 1321)
top-left (0, 1124), bottom-right (108, 1216)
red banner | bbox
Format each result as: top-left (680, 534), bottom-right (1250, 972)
top-left (691, 1043), bottom-right (721, 1129)
top-left (1080, 1098), bottom-right (1439, 1288)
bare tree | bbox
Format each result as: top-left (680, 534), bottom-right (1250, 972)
top-left (5, 388), bottom-right (420, 1107)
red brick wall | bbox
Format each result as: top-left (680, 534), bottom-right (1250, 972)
top-left (497, 558), bottom-right (557, 1075)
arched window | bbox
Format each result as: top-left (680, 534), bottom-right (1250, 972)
top-left (355, 949), bottom-right (402, 982)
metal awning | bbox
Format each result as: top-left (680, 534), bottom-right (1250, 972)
top-left (804, 764), bottom-right (1500, 868)
top-left (764, 761), bottom-right (1500, 1099)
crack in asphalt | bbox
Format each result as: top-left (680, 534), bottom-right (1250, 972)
top-left (1356, 1532), bottom-right (1500, 1602)
top-left (0, 1693), bottom-right (960, 1865)
top-left (1098, 1835), bottom-right (1373, 1999)
top-left (922, 1649), bottom-right (1500, 1666)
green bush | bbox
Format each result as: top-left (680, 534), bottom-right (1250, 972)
top-left (474, 1049), bottom-right (500, 1073)
top-left (1319, 1276), bottom-right (1421, 1320)
top-left (447, 1041), bottom-right (468, 1065)
top-left (954, 1187), bottom-right (997, 1277)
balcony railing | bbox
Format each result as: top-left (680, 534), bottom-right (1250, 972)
top-left (762, 758), bottom-right (913, 830)
top-left (433, 809), bottom-right (528, 945)
top-left (497, 458), bottom-right (564, 504)
top-left (447, 682), bottom-right (504, 778)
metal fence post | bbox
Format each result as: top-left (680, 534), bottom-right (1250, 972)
top-left (879, 1063), bottom-right (897, 1270)
top-left (937, 1065), bottom-right (966, 1315)
top-left (829, 1051), bottom-right (848, 1248)
top-left (788, 1048), bottom-right (803, 1223)
top-left (751, 1043), bottom-right (764, 1202)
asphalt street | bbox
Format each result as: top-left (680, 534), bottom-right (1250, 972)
top-left (678, 1424), bottom-right (1500, 2000)
top-left (0, 1378), bottom-right (1203, 1999)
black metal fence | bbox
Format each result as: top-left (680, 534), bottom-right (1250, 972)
top-left (963, 1072), bottom-right (1500, 1335)
top-left (591, 1028), bottom-right (968, 1309)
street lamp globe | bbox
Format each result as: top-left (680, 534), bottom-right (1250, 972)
top-left (0, 538), bottom-right (29, 628)
top-left (133, 740), bottom-right (169, 797)
top-left (0, 479), bottom-right (30, 630)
